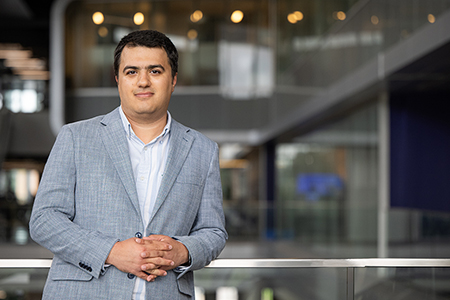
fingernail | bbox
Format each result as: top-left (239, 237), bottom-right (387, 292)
top-left (171, 261), bottom-right (174, 265)
top-left (135, 239), bottom-right (141, 243)
top-left (168, 245), bottom-right (173, 249)
top-left (141, 265), bottom-right (146, 270)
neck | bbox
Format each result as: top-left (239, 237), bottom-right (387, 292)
top-left (125, 112), bottom-right (168, 144)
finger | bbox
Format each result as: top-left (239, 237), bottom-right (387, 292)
top-left (141, 267), bottom-right (167, 277)
top-left (142, 236), bottom-right (161, 241)
top-left (143, 234), bottom-right (168, 241)
top-left (142, 271), bottom-right (158, 282)
top-left (137, 272), bottom-right (157, 282)
top-left (140, 250), bottom-right (165, 259)
top-left (137, 238), bottom-right (173, 250)
top-left (141, 258), bottom-right (174, 271)
top-left (139, 244), bottom-right (173, 259)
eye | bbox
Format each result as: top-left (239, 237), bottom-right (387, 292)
top-left (150, 69), bottom-right (162, 74)
top-left (126, 70), bottom-right (137, 75)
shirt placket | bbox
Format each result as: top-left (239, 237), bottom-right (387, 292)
top-left (136, 144), bottom-right (152, 226)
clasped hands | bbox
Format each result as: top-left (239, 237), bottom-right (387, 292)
top-left (105, 234), bottom-right (189, 282)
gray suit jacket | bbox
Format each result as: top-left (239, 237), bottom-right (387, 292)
top-left (29, 108), bottom-right (227, 299)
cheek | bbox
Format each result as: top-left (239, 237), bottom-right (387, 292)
top-left (118, 81), bottom-right (133, 93)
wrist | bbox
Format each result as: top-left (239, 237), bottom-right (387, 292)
top-left (175, 240), bottom-right (189, 266)
top-left (105, 240), bottom-right (120, 265)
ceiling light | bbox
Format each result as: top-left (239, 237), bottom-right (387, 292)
top-left (187, 29), bottom-right (198, 40)
top-left (293, 11), bottom-right (304, 21)
top-left (428, 14), bottom-right (436, 23)
top-left (190, 10), bottom-right (203, 23)
top-left (92, 12), bottom-right (104, 25)
top-left (231, 10), bottom-right (244, 23)
top-left (134, 12), bottom-right (144, 25)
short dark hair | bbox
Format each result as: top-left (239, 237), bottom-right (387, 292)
top-left (113, 30), bottom-right (178, 79)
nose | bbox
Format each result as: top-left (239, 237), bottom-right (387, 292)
top-left (137, 71), bottom-right (150, 87)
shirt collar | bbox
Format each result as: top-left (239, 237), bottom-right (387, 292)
top-left (119, 106), bottom-right (172, 143)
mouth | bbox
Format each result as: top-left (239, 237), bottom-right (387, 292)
top-left (134, 91), bottom-right (154, 98)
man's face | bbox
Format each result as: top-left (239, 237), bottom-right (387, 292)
top-left (116, 45), bottom-right (177, 122)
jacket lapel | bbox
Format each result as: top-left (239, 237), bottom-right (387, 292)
top-left (100, 108), bottom-right (142, 220)
top-left (149, 120), bottom-right (194, 222)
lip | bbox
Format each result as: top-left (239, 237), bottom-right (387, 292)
top-left (134, 92), bottom-right (154, 98)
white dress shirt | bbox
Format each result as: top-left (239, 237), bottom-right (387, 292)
top-left (119, 107), bottom-right (171, 300)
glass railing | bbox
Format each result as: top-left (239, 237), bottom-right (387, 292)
top-left (1, 259), bottom-right (450, 300)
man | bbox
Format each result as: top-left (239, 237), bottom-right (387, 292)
top-left (29, 30), bottom-right (227, 300)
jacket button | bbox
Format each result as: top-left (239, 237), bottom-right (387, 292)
top-left (127, 273), bottom-right (136, 279)
top-left (135, 232), bottom-right (143, 238)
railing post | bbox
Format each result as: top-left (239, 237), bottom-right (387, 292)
top-left (347, 267), bottom-right (355, 300)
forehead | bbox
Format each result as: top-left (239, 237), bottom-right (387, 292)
top-left (119, 46), bottom-right (169, 66)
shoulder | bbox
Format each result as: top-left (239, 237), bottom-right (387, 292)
top-left (60, 108), bottom-right (119, 136)
top-left (171, 119), bottom-right (217, 148)
top-left (64, 115), bottom-right (104, 130)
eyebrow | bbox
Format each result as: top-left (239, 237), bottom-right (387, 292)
top-left (122, 64), bottom-right (165, 73)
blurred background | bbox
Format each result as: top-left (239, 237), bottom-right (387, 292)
top-left (1, 0), bottom-right (450, 299)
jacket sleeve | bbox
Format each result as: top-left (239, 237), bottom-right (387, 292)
top-left (29, 125), bottom-right (118, 279)
top-left (173, 142), bottom-right (228, 276)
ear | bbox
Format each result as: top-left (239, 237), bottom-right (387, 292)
top-left (115, 76), bottom-right (118, 84)
top-left (171, 73), bottom-right (178, 92)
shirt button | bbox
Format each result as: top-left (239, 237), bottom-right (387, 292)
top-left (144, 147), bottom-right (148, 151)
top-left (127, 273), bottom-right (136, 279)
top-left (139, 176), bottom-right (144, 181)
top-left (135, 232), bottom-right (143, 238)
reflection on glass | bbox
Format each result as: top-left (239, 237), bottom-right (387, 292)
top-left (194, 287), bottom-right (205, 300)
top-left (3, 85), bottom-right (43, 113)
top-left (276, 102), bottom-right (378, 255)
top-left (0, 167), bottom-right (43, 245)
top-left (28, 169), bottom-right (40, 197)
top-left (218, 42), bottom-right (274, 99)
top-left (356, 267), bottom-right (450, 299)
top-left (219, 144), bottom-right (261, 240)
top-left (0, 268), bottom-right (48, 299)
top-left (195, 267), bottom-right (347, 300)
top-left (14, 225), bottom-right (28, 245)
top-left (14, 169), bottom-right (29, 205)
top-left (216, 286), bottom-right (238, 300)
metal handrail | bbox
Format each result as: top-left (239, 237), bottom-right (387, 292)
top-left (1, 258), bottom-right (450, 268)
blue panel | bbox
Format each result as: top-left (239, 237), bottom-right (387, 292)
top-left (390, 94), bottom-right (450, 212)
top-left (296, 173), bottom-right (344, 201)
